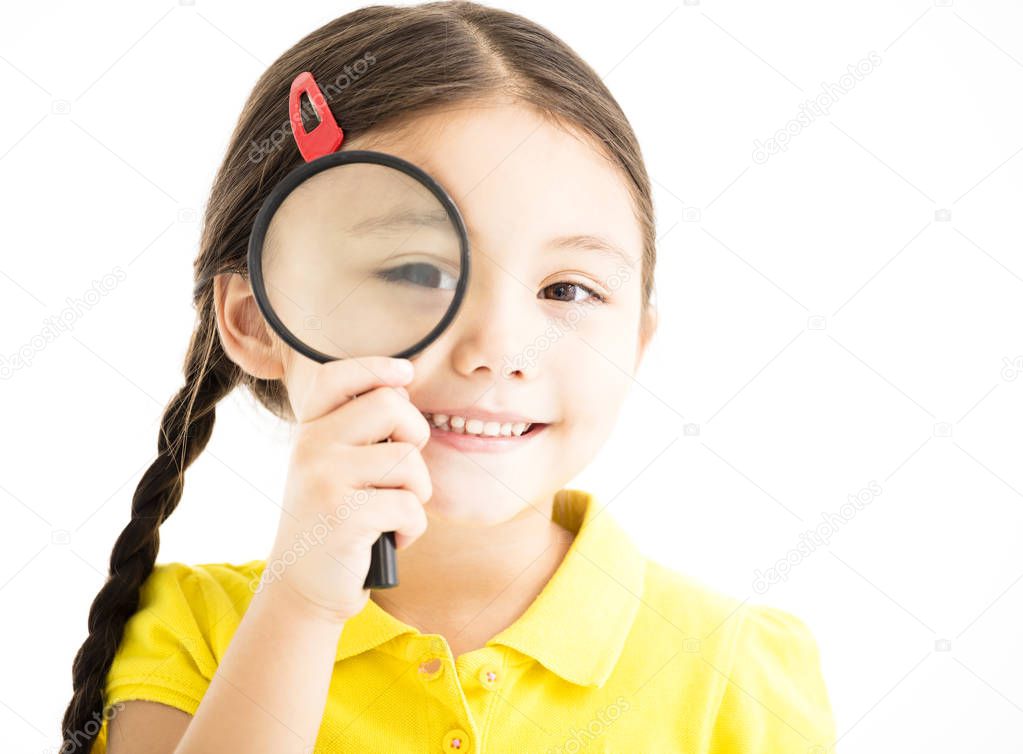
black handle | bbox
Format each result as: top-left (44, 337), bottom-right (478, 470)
top-left (364, 530), bottom-right (398, 589)
top-left (363, 433), bottom-right (401, 589)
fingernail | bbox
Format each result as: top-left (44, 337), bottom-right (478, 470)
top-left (395, 359), bottom-right (414, 378)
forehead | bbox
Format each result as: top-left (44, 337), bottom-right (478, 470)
top-left (343, 100), bottom-right (643, 267)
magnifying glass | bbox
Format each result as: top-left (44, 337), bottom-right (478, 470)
top-left (248, 72), bottom-right (471, 589)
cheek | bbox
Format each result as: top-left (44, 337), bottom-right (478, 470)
top-left (553, 362), bottom-right (628, 472)
top-left (561, 303), bottom-right (642, 374)
top-left (552, 322), bottom-right (637, 424)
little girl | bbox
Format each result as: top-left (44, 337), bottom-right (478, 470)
top-left (62, 2), bottom-right (836, 752)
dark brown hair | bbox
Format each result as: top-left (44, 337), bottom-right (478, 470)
top-left (60, 2), bottom-right (656, 750)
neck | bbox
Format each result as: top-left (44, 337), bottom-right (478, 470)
top-left (372, 500), bottom-right (576, 645)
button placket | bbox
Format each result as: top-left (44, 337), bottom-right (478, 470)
top-left (413, 637), bottom-right (480, 752)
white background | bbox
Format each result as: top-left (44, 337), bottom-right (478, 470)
top-left (1, 1), bottom-right (1021, 751)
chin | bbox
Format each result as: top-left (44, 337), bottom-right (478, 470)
top-left (424, 476), bottom-right (538, 528)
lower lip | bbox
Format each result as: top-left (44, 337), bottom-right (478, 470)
top-left (427, 422), bottom-right (549, 453)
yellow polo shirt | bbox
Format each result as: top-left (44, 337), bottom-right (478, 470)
top-left (92, 488), bottom-right (836, 753)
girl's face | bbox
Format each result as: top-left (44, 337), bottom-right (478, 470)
top-left (282, 99), bottom-right (655, 525)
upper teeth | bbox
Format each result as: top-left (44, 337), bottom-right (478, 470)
top-left (424, 413), bottom-right (533, 437)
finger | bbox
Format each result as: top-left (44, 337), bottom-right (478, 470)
top-left (344, 441), bottom-right (432, 503)
top-left (344, 488), bottom-right (428, 550)
top-left (318, 386), bottom-right (431, 449)
top-left (294, 357), bottom-right (414, 423)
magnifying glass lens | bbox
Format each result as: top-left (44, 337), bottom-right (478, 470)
top-left (260, 160), bottom-right (464, 358)
top-left (250, 153), bottom-right (469, 589)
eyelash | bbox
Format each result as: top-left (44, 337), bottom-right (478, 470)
top-left (539, 280), bottom-right (607, 305)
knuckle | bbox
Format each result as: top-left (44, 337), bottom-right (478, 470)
top-left (353, 385), bottom-right (379, 410)
top-left (375, 384), bottom-right (403, 407)
top-left (418, 478), bottom-right (433, 503)
top-left (388, 441), bottom-right (418, 462)
top-left (416, 414), bottom-right (432, 445)
top-left (412, 452), bottom-right (431, 484)
top-left (339, 486), bottom-right (371, 521)
top-left (406, 511), bottom-right (428, 539)
top-left (396, 488), bottom-right (418, 513)
top-left (402, 491), bottom-right (427, 524)
top-left (388, 386), bottom-right (410, 414)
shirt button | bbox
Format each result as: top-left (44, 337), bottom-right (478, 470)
top-left (478, 665), bottom-right (499, 690)
top-left (443, 728), bottom-right (471, 751)
top-left (417, 656), bottom-right (444, 681)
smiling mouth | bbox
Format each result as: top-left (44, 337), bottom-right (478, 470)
top-left (422, 412), bottom-right (546, 438)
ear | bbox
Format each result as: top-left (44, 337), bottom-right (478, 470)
top-left (634, 303), bottom-right (658, 373)
top-left (214, 272), bottom-right (285, 380)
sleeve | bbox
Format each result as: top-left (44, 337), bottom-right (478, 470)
top-left (101, 562), bottom-right (223, 716)
top-left (90, 561), bottom-right (266, 753)
top-left (708, 604), bottom-right (836, 753)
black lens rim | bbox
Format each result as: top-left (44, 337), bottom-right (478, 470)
top-left (247, 149), bottom-right (472, 363)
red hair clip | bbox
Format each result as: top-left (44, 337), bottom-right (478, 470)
top-left (289, 71), bottom-right (344, 162)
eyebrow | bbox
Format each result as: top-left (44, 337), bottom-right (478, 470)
top-left (347, 207), bottom-right (452, 235)
top-left (547, 234), bottom-right (637, 270)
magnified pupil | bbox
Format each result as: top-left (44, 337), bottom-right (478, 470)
top-left (379, 262), bottom-right (454, 290)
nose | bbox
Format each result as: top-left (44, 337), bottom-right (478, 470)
top-left (443, 262), bottom-right (540, 381)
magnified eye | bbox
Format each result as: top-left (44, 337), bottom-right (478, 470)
top-left (375, 262), bottom-right (457, 291)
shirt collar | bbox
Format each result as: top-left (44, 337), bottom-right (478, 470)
top-left (335, 488), bottom-right (646, 688)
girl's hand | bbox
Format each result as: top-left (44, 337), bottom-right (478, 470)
top-left (260, 356), bottom-right (432, 623)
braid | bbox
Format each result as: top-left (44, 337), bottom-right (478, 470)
top-left (59, 310), bottom-right (238, 753)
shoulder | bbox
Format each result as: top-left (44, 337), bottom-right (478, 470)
top-left (631, 559), bottom-right (835, 749)
top-left (638, 557), bottom-right (825, 658)
top-left (113, 559), bottom-right (268, 672)
top-left (139, 559), bottom-right (267, 602)
top-left (141, 558), bottom-right (267, 590)
top-left (131, 560), bottom-right (265, 624)
top-left (640, 558), bottom-right (745, 619)
top-left (730, 600), bottom-right (826, 669)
